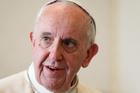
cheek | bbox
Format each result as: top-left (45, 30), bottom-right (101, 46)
top-left (32, 47), bottom-right (43, 64)
top-left (66, 52), bottom-right (85, 72)
top-left (32, 47), bottom-right (49, 72)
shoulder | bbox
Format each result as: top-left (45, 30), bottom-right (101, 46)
top-left (0, 71), bottom-right (26, 85)
top-left (0, 71), bottom-right (29, 93)
top-left (77, 82), bottom-right (102, 93)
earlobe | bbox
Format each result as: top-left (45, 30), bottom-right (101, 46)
top-left (91, 43), bottom-right (98, 57)
top-left (29, 32), bottom-right (35, 47)
top-left (29, 32), bottom-right (33, 42)
top-left (82, 43), bottom-right (98, 68)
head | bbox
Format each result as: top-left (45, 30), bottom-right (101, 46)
top-left (30, 0), bottom-right (98, 92)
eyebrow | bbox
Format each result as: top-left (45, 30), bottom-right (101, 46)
top-left (62, 38), bottom-right (77, 42)
top-left (40, 32), bottom-right (78, 43)
top-left (40, 32), bottom-right (52, 36)
top-left (62, 38), bottom-right (78, 45)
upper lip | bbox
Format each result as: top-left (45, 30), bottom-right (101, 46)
top-left (42, 62), bottom-right (65, 70)
top-left (46, 65), bottom-right (64, 70)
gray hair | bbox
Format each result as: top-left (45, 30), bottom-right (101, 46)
top-left (35, 0), bottom-right (96, 44)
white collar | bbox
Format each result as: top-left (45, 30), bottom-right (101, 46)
top-left (27, 63), bottom-right (78, 93)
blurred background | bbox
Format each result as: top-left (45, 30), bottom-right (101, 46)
top-left (0, 0), bottom-right (140, 93)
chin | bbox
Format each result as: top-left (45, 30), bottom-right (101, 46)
top-left (39, 73), bottom-right (68, 92)
top-left (42, 82), bottom-right (69, 93)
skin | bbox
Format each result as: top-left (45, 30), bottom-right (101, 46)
top-left (30, 2), bottom-right (98, 93)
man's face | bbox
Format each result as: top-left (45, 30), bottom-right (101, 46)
top-left (30, 3), bottom-right (97, 92)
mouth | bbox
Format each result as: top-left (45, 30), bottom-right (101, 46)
top-left (44, 65), bottom-right (65, 73)
top-left (42, 65), bottom-right (65, 78)
top-left (47, 66), bottom-right (62, 71)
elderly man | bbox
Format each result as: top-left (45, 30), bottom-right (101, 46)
top-left (0, 0), bottom-right (100, 93)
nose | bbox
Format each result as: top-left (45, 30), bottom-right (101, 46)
top-left (48, 38), bottom-right (63, 62)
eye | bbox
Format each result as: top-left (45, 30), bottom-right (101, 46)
top-left (64, 41), bottom-right (75, 48)
top-left (63, 39), bottom-right (76, 47)
top-left (39, 36), bottom-right (53, 48)
top-left (42, 36), bottom-right (51, 43)
top-left (62, 39), bottom-right (78, 53)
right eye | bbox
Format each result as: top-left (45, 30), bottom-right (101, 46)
top-left (39, 36), bottom-right (53, 48)
top-left (42, 36), bottom-right (51, 43)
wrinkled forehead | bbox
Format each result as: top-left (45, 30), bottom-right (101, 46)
top-left (36, 1), bottom-right (92, 23)
top-left (37, 1), bottom-right (94, 22)
top-left (34, 1), bottom-right (91, 36)
top-left (38, 0), bottom-right (96, 34)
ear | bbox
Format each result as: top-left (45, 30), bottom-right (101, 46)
top-left (82, 43), bottom-right (98, 68)
top-left (29, 32), bottom-right (35, 47)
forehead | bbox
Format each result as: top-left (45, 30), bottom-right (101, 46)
top-left (34, 2), bottom-right (90, 40)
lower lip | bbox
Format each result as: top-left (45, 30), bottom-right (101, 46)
top-left (43, 66), bottom-right (65, 78)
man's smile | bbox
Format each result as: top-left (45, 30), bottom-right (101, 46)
top-left (42, 65), bottom-right (65, 78)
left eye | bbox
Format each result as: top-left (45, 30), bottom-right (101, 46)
top-left (62, 39), bottom-right (78, 53)
top-left (64, 41), bottom-right (76, 48)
